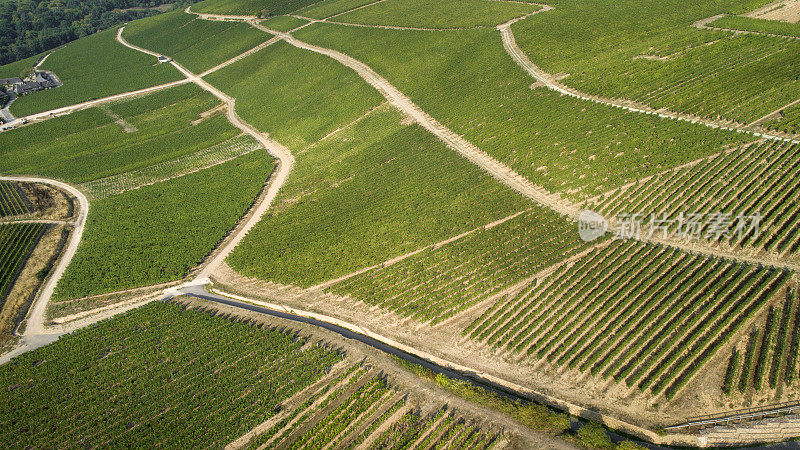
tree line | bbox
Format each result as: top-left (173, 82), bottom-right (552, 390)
top-left (0, 0), bottom-right (194, 66)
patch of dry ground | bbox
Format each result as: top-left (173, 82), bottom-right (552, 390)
top-left (746, 0), bottom-right (800, 23)
top-left (0, 224), bottom-right (68, 346)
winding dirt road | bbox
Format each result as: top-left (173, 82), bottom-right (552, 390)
top-left (246, 21), bottom-right (580, 217)
top-left (0, 177), bottom-right (89, 337)
top-left (498, 20), bottom-right (800, 145)
top-left (116, 26), bottom-right (296, 281)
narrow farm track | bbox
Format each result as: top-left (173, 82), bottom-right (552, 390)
top-left (0, 177), bottom-right (87, 339)
top-left (693, 14), bottom-right (800, 41)
top-left (240, 20), bottom-right (581, 218)
top-left (116, 27), bottom-right (295, 281)
top-left (498, 20), bottom-right (800, 145)
top-left (6, 78), bottom-right (191, 130)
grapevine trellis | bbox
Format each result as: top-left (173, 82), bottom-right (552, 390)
top-left (79, 134), bottom-right (262, 199)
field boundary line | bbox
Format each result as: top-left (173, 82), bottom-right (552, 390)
top-left (693, 14), bottom-right (800, 41)
top-left (308, 208), bottom-right (531, 291)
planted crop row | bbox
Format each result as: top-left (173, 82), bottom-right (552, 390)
top-left (710, 15), bottom-right (800, 39)
top-left (122, 11), bottom-right (269, 74)
top-left (595, 141), bottom-right (800, 258)
top-left (0, 83), bottom-right (240, 184)
top-left (53, 150), bottom-right (274, 301)
top-left (467, 239), bottom-right (789, 399)
top-left (330, 208), bottom-right (589, 324)
top-left (0, 301), bottom-right (343, 448)
top-left (764, 102), bottom-right (800, 135)
top-left (0, 223), bottom-right (45, 308)
top-left (228, 105), bottom-right (528, 288)
top-left (722, 289), bottom-right (800, 396)
top-left (10, 26), bottom-right (181, 117)
top-left (79, 134), bottom-right (261, 199)
top-left (0, 181), bottom-right (32, 217)
top-left (370, 407), bottom-right (498, 450)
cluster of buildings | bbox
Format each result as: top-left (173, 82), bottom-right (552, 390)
top-left (0, 71), bottom-right (60, 102)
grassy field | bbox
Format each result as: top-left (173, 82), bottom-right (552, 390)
top-left (260, 15), bottom-right (308, 31)
top-left (0, 301), bottom-right (342, 447)
top-left (53, 150), bottom-right (274, 300)
top-left (193, 0), bottom-right (319, 16)
top-left (0, 223), bottom-right (45, 309)
top-left (9, 27), bottom-right (181, 117)
top-left (329, 207), bottom-right (589, 324)
top-left (710, 14), bottom-right (800, 38)
top-left (0, 84), bottom-right (241, 183)
top-left (122, 10), bottom-right (269, 74)
top-left (468, 240), bottom-right (789, 400)
top-left (228, 106), bottom-right (529, 287)
top-left (511, 0), bottom-right (800, 124)
top-left (295, 23), bottom-right (750, 200)
top-left (206, 40), bottom-right (384, 150)
top-left (331, 0), bottom-right (541, 28)
top-left (595, 141), bottom-right (800, 259)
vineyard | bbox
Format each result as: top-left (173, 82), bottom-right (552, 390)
top-left (0, 182), bottom-right (31, 218)
top-left (192, 0), bottom-right (319, 16)
top-left (467, 240), bottom-right (790, 399)
top-left (594, 141), bottom-right (800, 259)
top-left (0, 223), bottom-right (45, 309)
top-left (0, 301), bottom-right (343, 448)
top-left (722, 289), bottom-right (800, 399)
top-left (296, 0), bottom-right (379, 20)
top-left (122, 10), bottom-right (269, 73)
top-left (260, 15), bottom-right (309, 32)
top-left (228, 106), bottom-right (528, 287)
top-left (764, 102), bottom-right (800, 135)
top-left (0, 84), bottom-right (240, 183)
top-left (53, 149), bottom-right (274, 300)
top-left (79, 134), bottom-right (261, 199)
top-left (8, 27), bottom-right (181, 117)
top-left (330, 0), bottom-right (541, 28)
top-left (511, 0), bottom-right (800, 125)
top-left (328, 206), bottom-right (588, 324)
top-left (205, 40), bottom-right (384, 150)
top-left (710, 15), bottom-right (800, 38)
top-left (294, 24), bottom-right (750, 200)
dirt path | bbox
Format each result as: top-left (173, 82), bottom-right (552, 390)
top-left (499, 21), bottom-right (800, 145)
top-left (693, 14), bottom-right (800, 40)
top-left (241, 21), bottom-right (581, 218)
top-left (116, 26), bottom-right (296, 282)
top-left (0, 177), bottom-right (88, 337)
